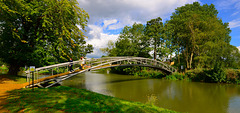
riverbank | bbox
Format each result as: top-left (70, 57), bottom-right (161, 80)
top-left (4, 86), bottom-right (177, 113)
top-left (0, 74), bottom-right (178, 113)
top-left (110, 67), bottom-right (240, 84)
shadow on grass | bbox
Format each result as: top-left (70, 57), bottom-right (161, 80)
top-left (0, 74), bottom-right (27, 83)
top-left (3, 86), bottom-right (178, 113)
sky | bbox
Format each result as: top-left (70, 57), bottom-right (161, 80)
top-left (76, 0), bottom-right (240, 58)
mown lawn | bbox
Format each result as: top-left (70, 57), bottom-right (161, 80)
top-left (4, 86), bottom-right (178, 113)
top-left (0, 74), bottom-right (27, 84)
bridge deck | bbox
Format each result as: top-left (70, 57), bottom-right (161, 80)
top-left (23, 69), bottom-right (83, 87)
top-left (24, 57), bottom-right (177, 88)
top-left (23, 65), bottom-right (119, 88)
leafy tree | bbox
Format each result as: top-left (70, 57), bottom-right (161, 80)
top-left (145, 17), bottom-right (164, 60)
top-left (165, 2), bottom-right (232, 70)
top-left (102, 23), bottom-right (151, 57)
top-left (100, 40), bottom-right (117, 56)
top-left (0, 0), bottom-right (91, 75)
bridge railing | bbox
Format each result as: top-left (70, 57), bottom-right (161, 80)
top-left (25, 57), bottom-right (177, 86)
top-left (87, 57), bottom-right (177, 73)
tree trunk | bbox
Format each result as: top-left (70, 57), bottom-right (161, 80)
top-left (186, 59), bottom-right (189, 69)
top-left (189, 52), bottom-right (193, 69)
top-left (154, 45), bottom-right (156, 60)
top-left (7, 64), bottom-right (20, 75)
top-left (177, 48), bottom-right (180, 70)
top-left (184, 49), bottom-right (189, 69)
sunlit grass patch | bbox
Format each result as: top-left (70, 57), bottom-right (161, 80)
top-left (4, 86), bottom-right (178, 113)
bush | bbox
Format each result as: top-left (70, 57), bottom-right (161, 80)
top-left (225, 69), bottom-right (240, 83)
top-left (166, 72), bottom-right (188, 80)
top-left (186, 68), bottom-right (211, 82)
top-left (205, 63), bottom-right (226, 83)
top-left (186, 68), bottom-right (240, 84)
top-left (134, 69), bottom-right (165, 78)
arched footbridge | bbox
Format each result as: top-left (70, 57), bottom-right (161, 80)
top-left (24, 57), bottom-right (177, 88)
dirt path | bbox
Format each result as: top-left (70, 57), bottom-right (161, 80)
top-left (0, 76), bottom-right (25, 112)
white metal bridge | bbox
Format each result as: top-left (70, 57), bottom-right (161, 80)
top-left (24, 57), bottom-right (177, 88)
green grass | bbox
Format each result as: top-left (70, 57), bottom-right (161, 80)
top-left (4, 86), bottom-right (178, 113)
top-left (0, 74), bottom-right (27, 84)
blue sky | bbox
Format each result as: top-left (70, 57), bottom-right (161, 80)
top-left (77, 0), bottom-right (240, 58)
top-left (200, 0), bottom-right (240, 47)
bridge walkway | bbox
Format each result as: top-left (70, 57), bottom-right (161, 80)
top-left (24, 57), bottom-right (177, 88)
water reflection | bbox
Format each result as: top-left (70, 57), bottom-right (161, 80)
top-left (62, 71), bottom-right (240, 113)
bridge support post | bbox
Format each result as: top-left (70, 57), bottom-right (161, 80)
top-left (37, 71), bottom-right (38, 83)
top-left (32, 72), bottom-right (34, 91)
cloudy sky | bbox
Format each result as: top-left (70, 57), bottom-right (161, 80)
top-left (77, 0), bottom-right (240, 58)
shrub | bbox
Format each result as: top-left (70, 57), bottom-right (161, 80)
top-left (135, 69), bottom-right (165, 78)
top-left (186, 68), bottom-right (210, 82)
top-left (166, 72), bottom-right (187, 80)
top-left (225, 69), bottom-right (240, 83)
top-left (206, 63), bottom-right (226, 83)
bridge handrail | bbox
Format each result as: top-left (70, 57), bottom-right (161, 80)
top-left (25, 57), bottom-right (176, 74)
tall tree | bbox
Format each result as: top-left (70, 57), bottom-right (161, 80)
top-left (101, 23), bottom-right (151, 57)
top-left (100, 40), bottom-right (117, 56)
top-left (165, 2), bottom-right (231, 69)
top-left (145, 17), bottom-right (164, 60)
top-left (0, 0), bottom-right (91, 75)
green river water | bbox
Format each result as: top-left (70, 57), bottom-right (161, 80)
top-left (61, 71), bottom-right (240, 113)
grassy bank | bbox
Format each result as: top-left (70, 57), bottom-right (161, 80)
top-left (109, 66), bottom-right (240, 84)
top-left (4, 86), bottom-right (178, 113)
top-left (165, 68), bottom-right (240, 84)
top-left (0, 74), bottom-right (27, 84)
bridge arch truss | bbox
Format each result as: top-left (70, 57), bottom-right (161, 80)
top-left (25, 57), bottom-right (177, 88)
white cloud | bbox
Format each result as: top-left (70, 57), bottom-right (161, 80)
top-left (86, 25), bottom-right (119, 58)
top-left (103, 19), bottom-right (118, 29)
top-left (216, 0), bottom-right (240, 10)
top-left (229, 19), bottom-right (240, 28)
top-left (78, 0), bottom-right (198, 25)
top-left (231, 11), bottom-right (240, 16)
top-left (238, 46), bottom-right (240, 51)
top-left (78, 0), bottom-right (199, 58)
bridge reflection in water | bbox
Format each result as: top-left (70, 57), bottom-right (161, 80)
top-left (24, 57), bottom-right (177, 88)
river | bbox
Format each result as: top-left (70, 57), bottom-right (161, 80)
top-left (61, 71), bottom-right (240, 113)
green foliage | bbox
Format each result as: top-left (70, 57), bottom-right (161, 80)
top-left (101, 2), bottom-right (238, 73)
top-left (4, 86), bottom-right (178, 113)
top-left (225, 69), bottom-right (240, 83)
top-left (111, 66), bottom-right (166, 78)
top-left (206, 63), bottom-right (226, 83)
top-left (185, 68), bottom-right (208, 82)
top-left (0, 0), bottom-right (92, 75)
top-left (0, 65), bottom-right (8, 74)
top-left (138, 69), bottom-right (165, 78)
top-left (166, 2), bottom-right (232, 70)
top-left (186, 68), bottom-right (240, 83)
top-left (0, 65), bottom-right (8, 70)
top-left (100, 40), bottom-right (116, 56)
top-left (101, 23), bottom-right (151, 58)
top-left (38, 67), bottom-right (69, 75)
top-left (166, 72), bottom-right (188, 81)
top-left (145, 17), bottom-right (166, 60)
